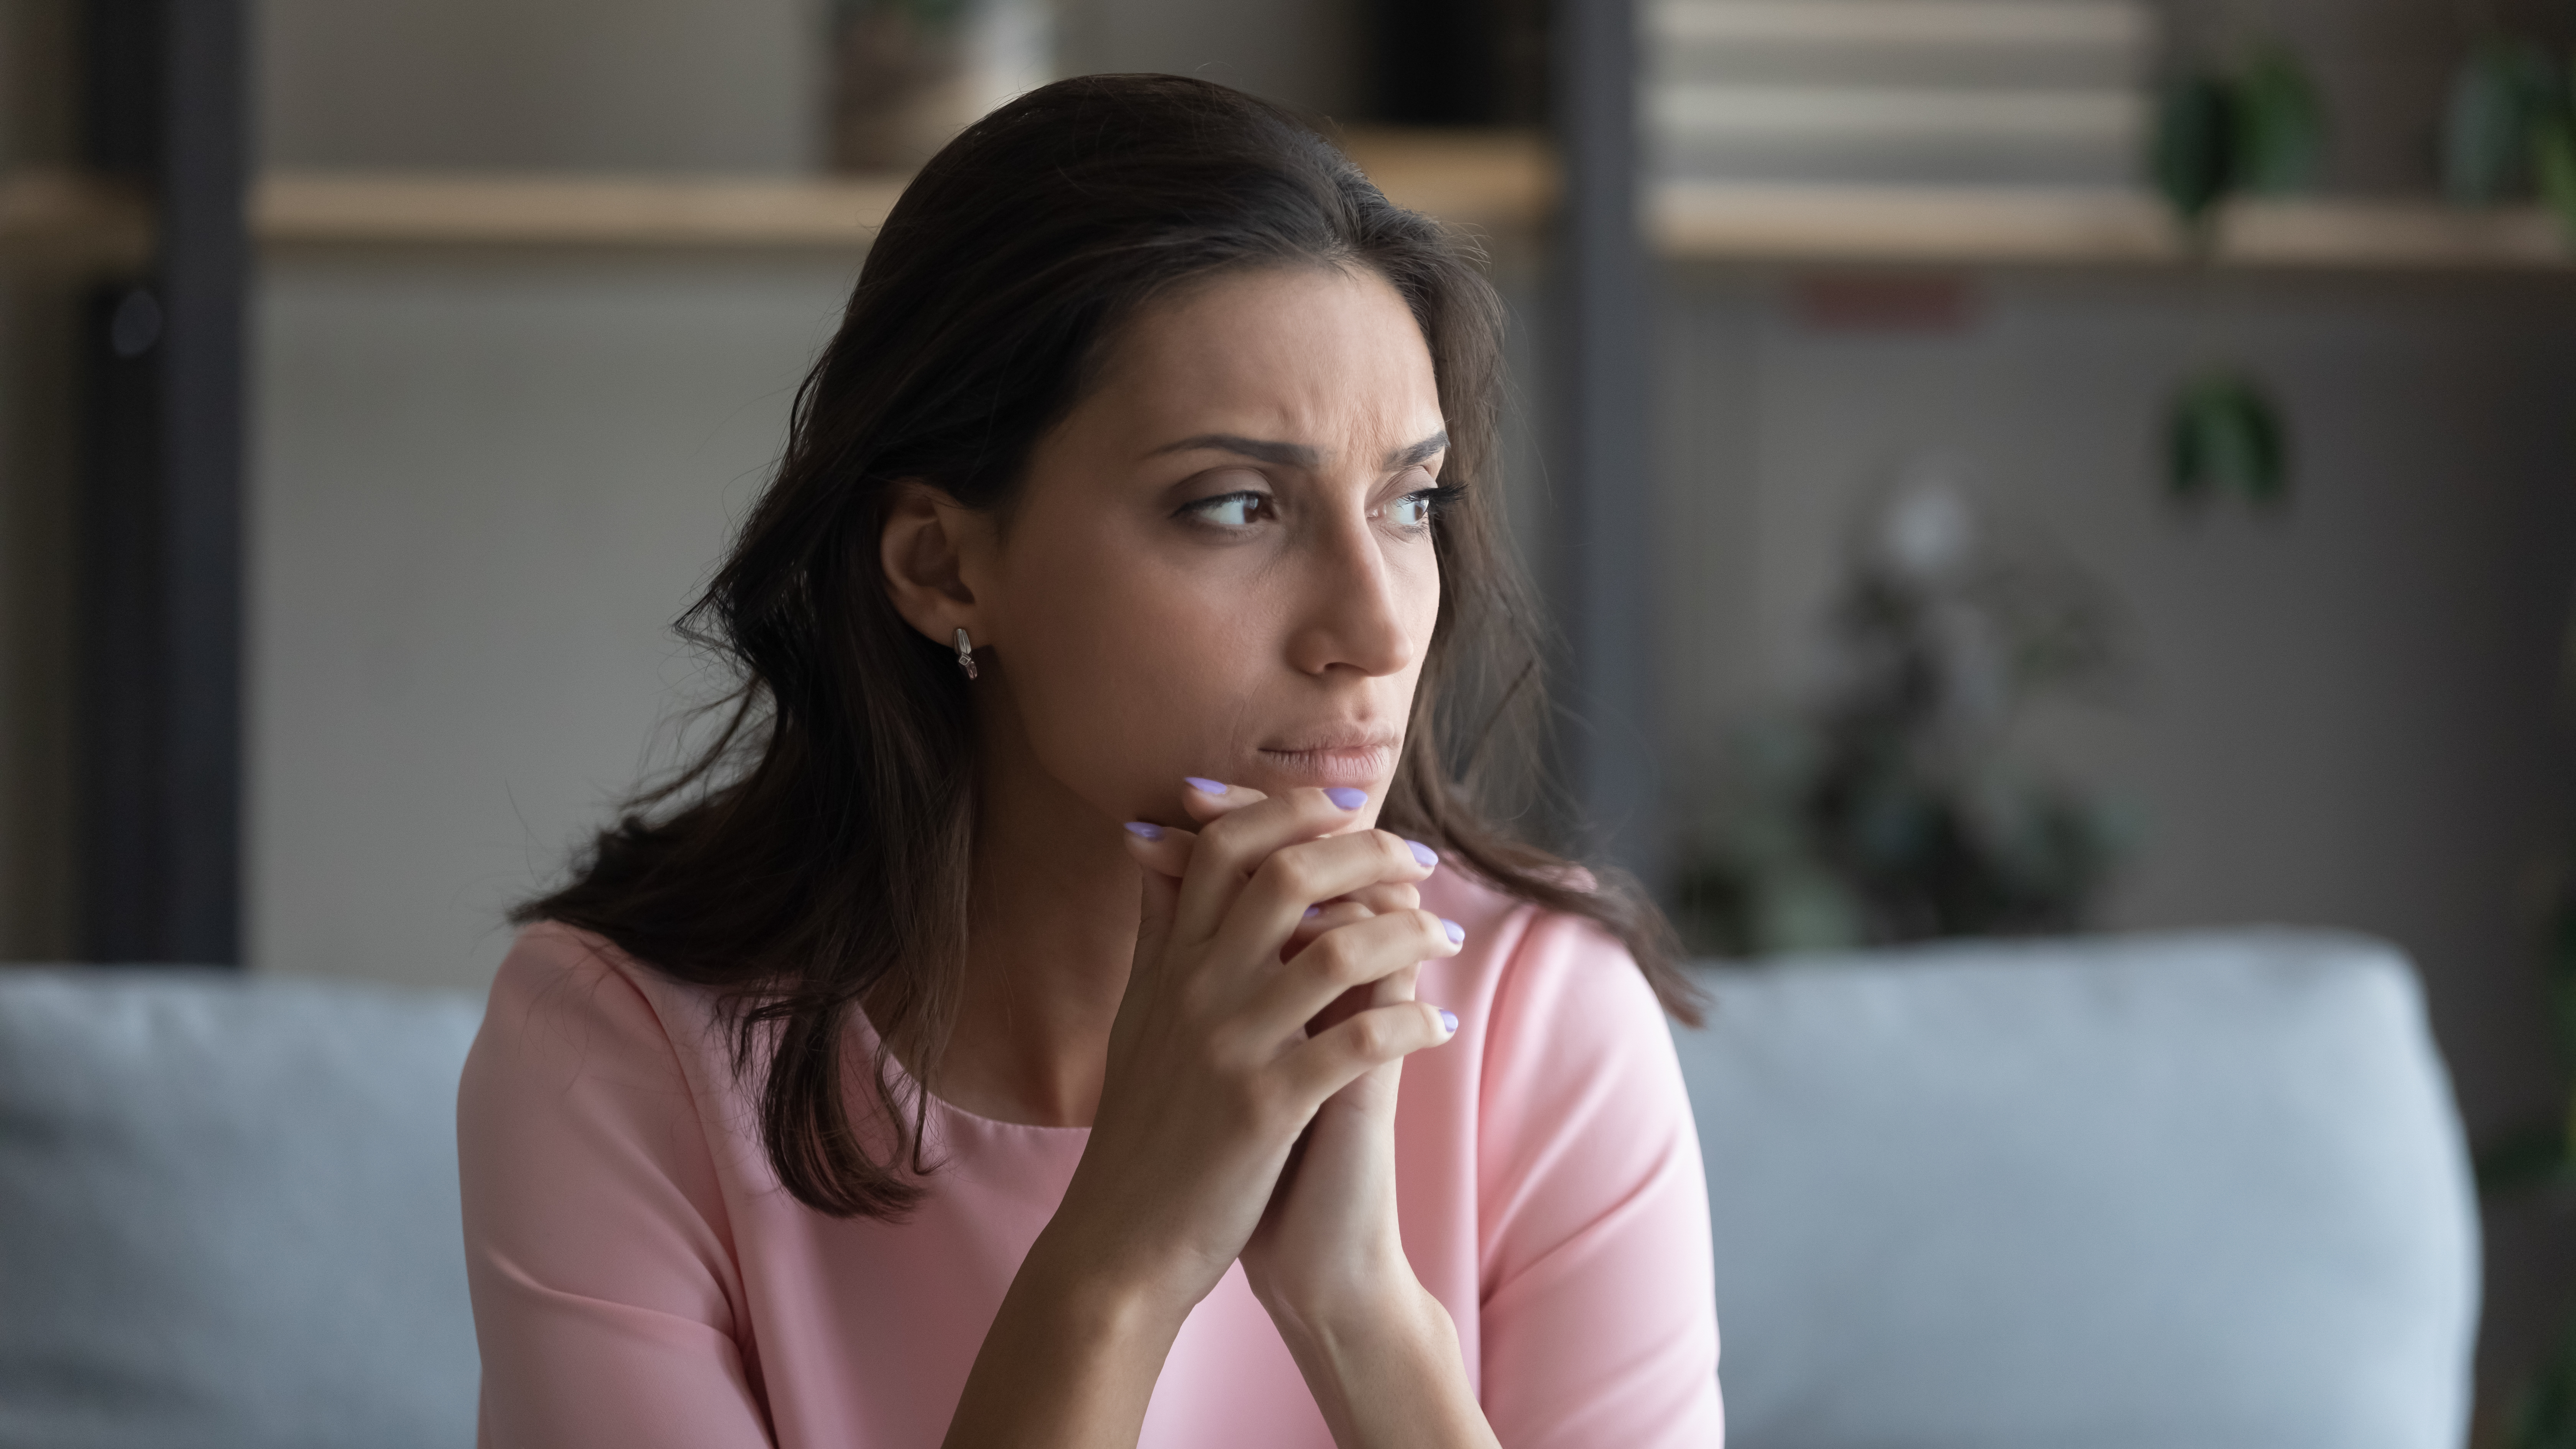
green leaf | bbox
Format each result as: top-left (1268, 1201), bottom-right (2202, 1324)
top-left (2167, 372), bottom-right (2289, 503)
top-left (2152, 74), bottom-right (2236, 224)
top-left (2445, 40), bottom-right (2554, 201)
top-left (2510, 1308), bottom-right (2576, 1449)
top-left (2537, 113), bottom-right (2576, 244)
top-left (2480, 1122), bottom-right (2576, 1197)
top-left (2232, 46), bottom-right (2327, 194)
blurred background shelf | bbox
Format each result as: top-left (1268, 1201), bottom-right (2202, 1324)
top-left (0, 170), bottom-right (153, 271)
top-left (240, 169), bottom-right (2576, 271)
top-left (1656, 184), bottom-right (2576, 269)
top-left (20, 143), bottom-right (2566, 272)
top-left (247, 129), bottom-right (1559, 251)
top-left (254, 172), bottom-right (912, 250)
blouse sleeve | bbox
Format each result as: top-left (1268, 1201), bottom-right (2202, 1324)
top-left (1475, 912), bottom-right (1725, 1447)
top-left (456, 925), bottom-right (776, 1448)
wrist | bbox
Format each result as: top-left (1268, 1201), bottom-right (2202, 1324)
top-left (943, 1223), bottom-right (1198, 1447)
top-left (1017, 1215), bottom-right (1204, 1347)
top-left (1265, 1270), bottom-right (1454, 1380)
top-left (1268, 1281), bottom-right (1489, 1449)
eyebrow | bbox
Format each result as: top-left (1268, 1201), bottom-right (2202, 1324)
top-left (1149, 429), bottom-right (1451, 472)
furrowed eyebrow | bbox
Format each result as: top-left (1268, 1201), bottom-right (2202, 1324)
top-left (1386, 430), bottom-right (1449, 471)
top-left (1147, 434), bottom-right (1323, 469)
top-left (1145, 429), bottom-right (1451, 473)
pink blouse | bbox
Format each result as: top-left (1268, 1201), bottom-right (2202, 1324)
top-left (457, 870), bottom-right (1723, 1447)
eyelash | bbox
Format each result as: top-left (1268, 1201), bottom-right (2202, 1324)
top-left (1397, 485), bottom-right (1465, 527)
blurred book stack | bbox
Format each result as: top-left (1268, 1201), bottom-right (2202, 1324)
top-left (1646, 0), bottom-right (2161, 188)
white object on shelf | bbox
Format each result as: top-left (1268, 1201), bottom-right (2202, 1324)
top-left (1646, 0), bottom-right (2160, 187)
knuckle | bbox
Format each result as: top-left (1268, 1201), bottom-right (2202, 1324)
top-left (1346, 1013), bottom-right (1395, 1059)
top-left (1218, 1078), bottom-right (1268, 1133)
top-left (1268, 849), bottom-right (1323, 899)
top-left (1197, 811), bottom-right (1254, 863)
top-left (1304, 930), bottom-right (1362, 981)
top-left (1175, 970), bottom-right (1226, 1022)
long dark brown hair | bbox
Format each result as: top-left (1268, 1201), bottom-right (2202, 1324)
top-left (521, 74), bottom-right (1698, 1219)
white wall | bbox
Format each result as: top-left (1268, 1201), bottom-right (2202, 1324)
top-left (259, 0), bottom-right (826, 172)
top-left (250, 255), bottom-right (852, 988)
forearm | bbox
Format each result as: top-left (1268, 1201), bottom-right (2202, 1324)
top-left (1270, 1285), bottom-right (1500, 1449)
top-left (940, 1231), bottom-right (1188, 1449)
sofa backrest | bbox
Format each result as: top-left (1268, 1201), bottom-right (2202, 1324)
top-left (1674, 928), bottom-right (2479, 1449)
top-left (0, 969), bottom-right (482, 1449)
top-left (0, 929), bottom-right (2481, 1449)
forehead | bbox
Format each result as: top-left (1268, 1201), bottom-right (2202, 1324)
top-left (1082, 266), bottom-right (1443, 459)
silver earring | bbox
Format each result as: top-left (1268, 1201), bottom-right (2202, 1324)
top-left (953, 627), bottom-right (979, 680)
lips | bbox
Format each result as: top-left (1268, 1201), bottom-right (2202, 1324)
top-left (1256, 727), bottom-right (1403, 789)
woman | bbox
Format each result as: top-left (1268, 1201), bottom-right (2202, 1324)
top-left (458, 74), bottom-right (1721, 1448)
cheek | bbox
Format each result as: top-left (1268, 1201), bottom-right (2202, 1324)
top-left (997, 548), bottom-right (1267, 809)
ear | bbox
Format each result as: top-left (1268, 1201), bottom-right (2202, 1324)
top-left (879, 480), bottom-right (990, 647)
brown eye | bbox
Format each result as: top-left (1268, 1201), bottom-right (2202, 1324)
top-left (1192, 492), bottom-right (1263, 527)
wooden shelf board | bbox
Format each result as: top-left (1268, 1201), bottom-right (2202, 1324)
top-left (1657, 182), bottom-right (2574, 269)
top-left (251, 131), bottom-right (1559, 251)
top-left (257, 172), bottom-right (909, 249)
top-left (1341, 128), bottom-right (1558, 232)
top-left (17, 144), bottom-right (2572, 273)
top-left (0, 169), bottom-right (153, 271)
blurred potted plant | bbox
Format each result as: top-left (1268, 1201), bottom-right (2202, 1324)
top-left (2442, 31), bottom-right (2576, 241)
top-left (2149, 30), bottom-right (2325, 504)
top-left (830, 0), bottom-right (1052, 171)
top-left (1676, 469), bottom-right (2131, 958)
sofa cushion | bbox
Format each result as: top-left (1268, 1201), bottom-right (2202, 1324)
top-left (1675, 928), bottom-right (2479, 1449)
top-left (0, 968), bottom-right (482, 1449)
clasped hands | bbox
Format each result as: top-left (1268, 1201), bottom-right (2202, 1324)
top-left (1061, 778), bottom-right (1462, 1341)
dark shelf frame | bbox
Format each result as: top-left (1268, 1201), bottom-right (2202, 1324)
top-left (1552, 0), bottom-right (1661, 880)
top-left (77, 0), bottom-right (246, 964)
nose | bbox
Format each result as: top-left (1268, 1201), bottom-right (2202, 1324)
top-left (1284, 509), bottom-right (1419, 680)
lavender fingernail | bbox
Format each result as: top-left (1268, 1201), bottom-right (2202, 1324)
top-left (1124, 821), bottom-right (1163, 840)
top-left (1184, 776), bottom-right (1229, 795)
top-left (1304, 905), bottom-right (1322, 919)
top-left (1441, 917), bottom-right (1465, 945)
top-left (1407, 840), bottom-right (1439, 868)
top-left (1324, 787), bottom-right (1367, 809)
top-left (1438, 1009), bottom-right (1459, 1034)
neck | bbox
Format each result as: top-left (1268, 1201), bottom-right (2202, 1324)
top-left (933, 687), bottom-right (1140, 1127)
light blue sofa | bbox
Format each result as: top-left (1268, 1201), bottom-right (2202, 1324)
top-left (0, 928), bottom-right (2476, 1447)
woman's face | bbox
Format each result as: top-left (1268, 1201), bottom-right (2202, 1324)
top-left (967, 264), bottom-right (1447, 831)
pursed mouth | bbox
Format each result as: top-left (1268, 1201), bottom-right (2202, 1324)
top-left (1256, 736), bottom-right (1401, 788)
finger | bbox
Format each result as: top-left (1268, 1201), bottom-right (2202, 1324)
top-left (1178, 777), bottom-right (1270, 826)
top-left (1118, 819), bottom-right (1197, 880)
top-left (1171, 786), bottom-right (1380, 945)
top-left (1211, 829), bottom-right (1439, 966)
top-left (1308, 961), bottom-right (1415, 1037)
top-left (1341, 881), bottom-right (1421, 917)
top-left (1280, 882), bottom-right (1419, 954)
top-left (1251, 908), bottom-right (1461, 1039)
top-left (1285, 899), bottom-right (1373, 956)
top-left (1281, 999), bottom-right (1458, 1109)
